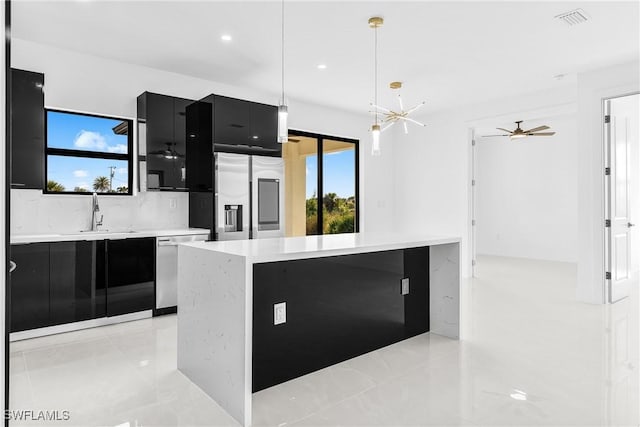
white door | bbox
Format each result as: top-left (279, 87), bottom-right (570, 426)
top-left (607, 94), bottom-right (640, 303)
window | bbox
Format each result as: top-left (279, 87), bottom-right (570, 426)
top-left (45, 109), bottom-right (133, 194)
top-left (283, 131), bottom-right (359, 236)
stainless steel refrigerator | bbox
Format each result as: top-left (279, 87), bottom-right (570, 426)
top-left (215, 152), bottom-right (285, 241)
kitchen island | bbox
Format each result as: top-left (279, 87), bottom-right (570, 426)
top-left (177, 233), bottom-right (460, 426)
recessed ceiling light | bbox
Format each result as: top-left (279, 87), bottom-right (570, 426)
top-left (317, 64), bottom-right (327, 70)
top-left (252, 135), bottom-right (259, 140)
top-left (221, 34), bottom-right (232, 42)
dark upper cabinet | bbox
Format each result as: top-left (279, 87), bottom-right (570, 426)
top-left (138, 92), bottom-right (193, 191)
top-left (10, 243), bottom-right (50, 332)
top-left (212, 95), bottom-right (280, 156)
top-left (49, 240), bottom-right (106, 326)
top-left (106, 237), bottom-right (155, 317)
top-left (214, 95), bottom-right (252, 145)
top-left (11, 69), bottom-right (45, 189)
top-left (250, 102), bottom-right (279, 152)
top-left (186, 97), bottom-right (214, 192)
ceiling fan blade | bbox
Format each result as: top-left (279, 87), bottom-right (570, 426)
top-left (496, 127), bottom-right (514, 134)
top-left (528, 132), bottom-right (555, 136)
top-left (482, 134), bottom-right (509, 137)
top-left (523, 125), bottom-right (549, 133)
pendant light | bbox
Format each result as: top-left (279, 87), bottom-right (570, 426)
top-left (369, 17), bottom-right (383, 156)
top-left (277, 0), bottom-right (288, 143)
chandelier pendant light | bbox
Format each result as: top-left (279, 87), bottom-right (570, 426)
top-left (369, 16), bottom-right (383, 156)
top-left (370, 81), bottom-right (427, 134)
top-left (277, 0), bottom-right (288, 143)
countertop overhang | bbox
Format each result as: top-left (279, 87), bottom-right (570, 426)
top-left (11, 228), bottom-right (211, 244)
top-left (181, 232), bottom-right (461, 264)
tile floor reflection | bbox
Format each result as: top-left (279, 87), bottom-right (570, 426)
top-left (9, 255), bottom-right (640, 426)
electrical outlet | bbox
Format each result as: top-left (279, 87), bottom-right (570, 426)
top-left (401, 278), bottom-right (410, 295)
top-left (274, 302), bottom-right (286, 325)
top-left (169, 198), bottom-right (177, 209)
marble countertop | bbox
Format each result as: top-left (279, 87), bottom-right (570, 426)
top-left (181, 232), bottom-right (460, 263)
top-left (11, 228), bottom-right (210, 244)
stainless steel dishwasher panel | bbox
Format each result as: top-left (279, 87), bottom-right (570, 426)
top-left (156, 234), bottom-right (209, 311)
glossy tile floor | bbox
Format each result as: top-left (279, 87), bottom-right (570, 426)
top-left (9, 255), bottom-right (640, 426)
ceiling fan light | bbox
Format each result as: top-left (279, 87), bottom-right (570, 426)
top-left (510, 133), bottom-right (527, 140)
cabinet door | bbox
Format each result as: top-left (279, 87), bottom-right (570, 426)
top-left (186, 99), bottom-right (214, 191)
top-left (49, 241), bottom-right (106, 326)
top-left (10, 243), bottom-right (50, 332)
top-left (11, 69), bottom-right (44, 189)
top-left (145, 93), bottom-right (175, 190)
top-left (106, 238), bottom-right (155, 317)
top-left (214, 96), bottom-right (251, 145)
top-left (250, 102), bottom-right (279, 153)
top-left (171, 97), bottom-right (191, 190)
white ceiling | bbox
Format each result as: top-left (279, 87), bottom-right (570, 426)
top-left (11, 1), bottom-right (640, 115)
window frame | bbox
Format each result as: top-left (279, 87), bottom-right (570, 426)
top-left (288, 130), bottom-right (360, 235)
top-left (44, 108), bottom-right (134, 195)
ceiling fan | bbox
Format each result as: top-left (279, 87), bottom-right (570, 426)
top-left (149, 142), bottom-right (184, 159)
top-left (483, 121), bottom-right (555, 140)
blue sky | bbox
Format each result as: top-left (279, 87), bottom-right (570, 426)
top-left (47, 111), bottom-right (129, 191)
top-left (306, 149), bottom-right (355, 199)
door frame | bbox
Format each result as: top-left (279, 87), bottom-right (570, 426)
top-left (2, 0), bottom-right (10, 422)
top-left (603, 92), bottom-right (640, 303)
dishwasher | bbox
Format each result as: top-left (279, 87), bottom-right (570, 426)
top-left (155, 233), bottom-right (209, 314)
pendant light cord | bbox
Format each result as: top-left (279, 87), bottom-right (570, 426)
top-left (374, 23), bottom-right (378, 126)
top-left (281, 0), bottom-right (285, 105)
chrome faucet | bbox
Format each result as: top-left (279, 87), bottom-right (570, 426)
top-left (91, 192), bottom-right (103, 231)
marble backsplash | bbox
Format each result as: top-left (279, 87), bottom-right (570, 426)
top-left (10, 189), bottom-right (189, 235)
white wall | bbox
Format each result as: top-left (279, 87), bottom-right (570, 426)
top-left (11, 190), bottom-right (188, 235)
top-left (11, 39), bottom-right (394, 234)
top-left (576, 61), bottom-right (640, 304)
top-left (475, 114), bottom-right (578, 262)
top-left (393, 86), bottom-right (577, 278)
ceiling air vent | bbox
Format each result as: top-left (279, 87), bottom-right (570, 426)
top-left (555, 8), bottom-right (589, 26)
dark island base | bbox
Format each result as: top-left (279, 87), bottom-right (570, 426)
top-left (252, 246), bottom-right (429, 392)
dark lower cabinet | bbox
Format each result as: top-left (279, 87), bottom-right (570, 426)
top-left (252, 247), bottom-right (430, 392)
top-left (49, 241), bottom-right (106, 325)
top-left (10, 238), bottom-right (155, 333)
top-left (10, 243), bottom-right (50, 332)
top-left (106, 238), bottom-right (155, 317)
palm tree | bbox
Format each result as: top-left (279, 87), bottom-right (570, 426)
top-left (73, 186), bottom-right (88, 192)
top-left (93, 176), bottom-right (110, 192)
top-left (116, 186), bottom-right (128, 193)
top-left (47, 180), bottom-right (65, 192)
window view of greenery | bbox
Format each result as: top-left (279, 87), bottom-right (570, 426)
top-left (46, 110), bottom-right (131, 194)
top-left (306, 192), bottom-right (356, 234)
top-left (305, 144), bottom-right (356, 235)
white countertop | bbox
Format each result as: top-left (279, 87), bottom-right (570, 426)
top-left (11, 228), bottom-right (210, 244)
top-left (181, 232), bottom-right (460, 263)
